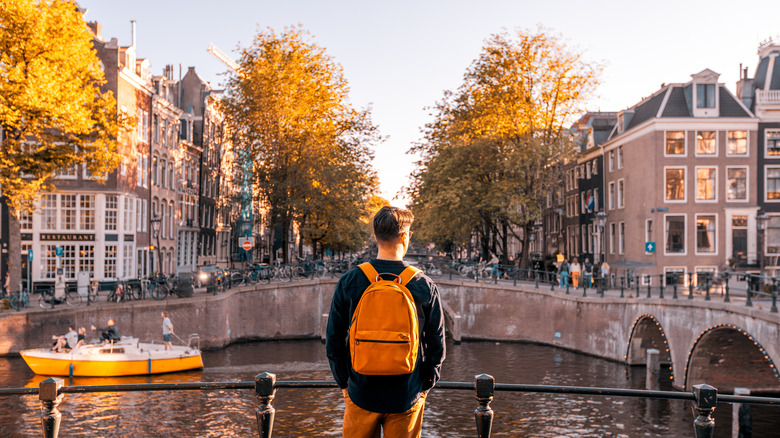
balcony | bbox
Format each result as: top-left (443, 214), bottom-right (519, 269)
top-left (756, 90), bottom-right (780, 105)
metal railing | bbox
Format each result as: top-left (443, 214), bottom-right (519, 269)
top-left (3, 373), bottom-right (780, 437)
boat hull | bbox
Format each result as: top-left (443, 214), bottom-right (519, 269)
top-left (20, 340), bottom-right (203, 377)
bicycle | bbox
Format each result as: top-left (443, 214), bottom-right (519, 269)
top-left (38, 287), bottom-right (81, 309)
top-left (106, 282), bottom-right (126, 303)
top-left (149, 275), bottom-right (173, 300)
top-left (10, 289), bottom-right (29, 311)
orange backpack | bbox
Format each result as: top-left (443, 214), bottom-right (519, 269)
top-left (349, 263), bottom-right (421, 375)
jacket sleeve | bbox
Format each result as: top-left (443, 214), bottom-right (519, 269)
top-left (420, 283), bottom-right (446, 392)
top-left (325, 278), bottom-right (350, 389)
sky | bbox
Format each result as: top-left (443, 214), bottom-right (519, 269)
top-left (80, 0), bottom-right (780, 206)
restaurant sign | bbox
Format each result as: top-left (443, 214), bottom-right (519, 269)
top-left (40, 233), bottom-right (95, 242)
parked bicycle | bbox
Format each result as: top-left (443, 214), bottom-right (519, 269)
top-left (10, 289), bottom-right (29, 311)
top-left (38, 287), bottom-right (81, 309)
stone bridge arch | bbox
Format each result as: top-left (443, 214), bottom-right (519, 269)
top-left (625, 314), bottom-right (674, 382)
top-left (683, 324), bottom-right (780, 393)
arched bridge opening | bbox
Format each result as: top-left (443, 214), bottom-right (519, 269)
top-left (684, 324), bottom-right (780, 393)
top-left (625, 314), bottom-right (672, 369)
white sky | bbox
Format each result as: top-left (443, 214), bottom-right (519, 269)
top-left (80, 0), bottom-right (780, 207)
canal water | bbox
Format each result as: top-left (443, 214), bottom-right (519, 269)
top-left (0, 339), bottom-right (775, 437)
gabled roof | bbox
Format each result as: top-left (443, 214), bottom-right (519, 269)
top-left (719, 87), bottom-right (751, 117)
top-left (660, 86), bottom-right (691, 118)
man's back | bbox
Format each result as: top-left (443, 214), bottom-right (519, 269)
top-left (326, 259), bottom-right (446, 414)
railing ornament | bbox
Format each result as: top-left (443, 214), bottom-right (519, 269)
top-left (692, 383), bottom-right (717, 438)
top-left (256, 372), bottom-right (277, 438)
top-left (39, 377), bottom-right (64, 438)
top-left (475, 373), bottom-right (495, 438)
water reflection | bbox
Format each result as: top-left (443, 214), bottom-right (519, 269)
top-left (0, 339), bottom-right (775, 437)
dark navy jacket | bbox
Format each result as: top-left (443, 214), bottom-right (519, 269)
top-left (325, 259), bottom-right (446, 414)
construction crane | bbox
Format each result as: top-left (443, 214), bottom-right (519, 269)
top-left (207, 43), bottom-right (240, 72)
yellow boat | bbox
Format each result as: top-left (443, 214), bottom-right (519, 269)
top-left (20, 336), bottom-right (203, 377)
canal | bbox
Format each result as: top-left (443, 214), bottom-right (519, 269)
top-left (0, 339), bottom-right (776, 437)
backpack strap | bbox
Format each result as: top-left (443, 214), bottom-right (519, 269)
top-left (359, 263), bottom-right (421, 285)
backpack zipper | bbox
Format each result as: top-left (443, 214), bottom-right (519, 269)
top-left (355, 338), bottom-right (409, 345)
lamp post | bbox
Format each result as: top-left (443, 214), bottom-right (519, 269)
top-left (594, 211), bottom-right (607, 264)
top-left (757, 213), bottom-right (769, 282)
top-left (151, 216), bottom-right (162, 276)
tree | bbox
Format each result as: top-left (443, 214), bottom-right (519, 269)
top-left (409, 27), bottom-right (599, 267)
top-left (0, 0), bottom-right (126, 289)
top-left (0, 0), bottom-right (124, 211)
top-left (222, 26), bottom-right (381, 262)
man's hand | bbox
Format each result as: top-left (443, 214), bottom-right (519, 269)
top-left (342, 388), bottom-right (348, 398)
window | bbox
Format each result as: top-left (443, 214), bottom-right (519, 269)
top-left (727, 167), bottom-right (747, 201)
top-left (61, 245), bottom-right (76, 279)
top-left (618, 179), bottom-right (625, 208)
top-left (142, 199), bottom-right (148, 232)
top-left (696, 167), bottom-right (716, 201)
top-left (42, 194), bottom-right (57, 230)
top-left (80, 195), bottom-right (95, 230)
top-left (136, 199), bottom-right (142, 232)
top-left (665, 267), bottom-right (687, 286)
top-left (152, 155), bottom-right (158, 186)
top-left (61, 194), bottom-right (77, 230)
top-left (586, 162), bottom-right (592, 179)
top-left (696, 84), bottom-right (716, 108)
top-left (104, 245), bottom-right (117, 278)
top-left (619, 222), bottom-right (625, 254)
top-left (20, 210), bottom-right (32, 230)
top-left (78, 245), bottom-right (94, 278)
top-left (767, 130), bottom-right (780, 157)
top-left (609, 151), bottom-right (614, 171)
top-left (696, 215), bottom-right (716, 253)
top-left (767, 216), bottom-right (780, 255)
top-left (124, 197), bottom-right (134, 232)
top-left (594, 188), bottom-right (599, 212)
top-left (617, 146), bottom-right (624, 168)
top-left (767, 167), bottom-right (780, 200)
top-left (42, 245), bottom-right (57, 279)
top-left (666, 131), bottom-right (685, 155)
top-left (665, 215), bottom-right (685, 254)
top-left (696, 131), bottom-right (716, 155)
top-left (695, 267), bottom-right (716, 287)
top-left (608, 182), bottom-right (615, 210)
top-left (105, 195), bottom-right (118, 231)
top-left (645, 219), bottom-right (654, 254)
top-left (123, 245), bottom-right (134, 278)
top-left (665, 168), bottom-right (685, 201)
top-left (727, 130), bottom-right (747, 155)
top-left (610, 223), bottom-right (616, 254)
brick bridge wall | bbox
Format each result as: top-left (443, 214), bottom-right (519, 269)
top-left (2, 278), bottom-right (779, 391)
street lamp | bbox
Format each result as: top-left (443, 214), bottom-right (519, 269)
top-left (151, 216), bottom-right (162, 276)
top-left (757, 213), bottom-right (769, 280)
top-left (594, 211), bottom-right (607, 264)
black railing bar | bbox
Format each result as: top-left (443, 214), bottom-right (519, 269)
top-left (0, 387), bottom-right (38, 396)
top-left (492, 384), bottom-right (693, 400)
top-left (60, 381), bottom-right (255, 393)
top-left (719, 394), bottom-right (780, 406)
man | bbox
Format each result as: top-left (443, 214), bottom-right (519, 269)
top-left (326, 206), bottom-right (446, 438)
top-left (162, 311), bottom-right (174, 350)
top-left (91, 318), bottom-right (120, 344)
top-left (51, 326), bottom-right (78, 353)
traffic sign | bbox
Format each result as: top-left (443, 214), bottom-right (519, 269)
top-left (55, 246), bottom-right (63, 257)
top-left (239, 237), bottom-right (254, 251)
top-left (645, 242), bottom-right (656, 253)
top-left (28, 249), bottom-right (33, 261)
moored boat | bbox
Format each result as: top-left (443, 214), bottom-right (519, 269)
top-left (20, 335), bottom-right (203, 377)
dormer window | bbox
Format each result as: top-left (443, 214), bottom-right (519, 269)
top-left (696, 84), bottom-right (716, 108)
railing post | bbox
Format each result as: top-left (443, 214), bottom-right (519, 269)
top-left (673, 274), bottom-right (678, 299)
top-left (550, 272), bottom-right (555, 291)
top-left (772, 279), bottom-right (778, 313)
top-left (512, 268), bottom-right (517, 287)
top-left (475, 373), bottom-right (495, 438)
top-left (582, 276), bottom-right (587, 297)
top-left (705, 280), bottom-right (711, 301)
top-left (647, 276), bottom-right (652, 298)
top-left (535, 270), bottom-right (539, 289)
top-left (635, 278), bottom-right (640, 297)
top-left (255, 372), bottom-right (277, 438)
top-left (746, 281), bottom-right (753, 307)
top-left (658, 274), bottom-right (664, 299)
top-left (620, 276), bottom-right (624, 298)
top-left (692, 383), bottom-right (717, 438)
top-left (39, 377), bottom-right (64, 438)
top-left (565, 274), bottom-right (570, 295)
top-left (722, 273), bottom-right (730, 303)
top-left (688, 273), bottom-right (694, 300)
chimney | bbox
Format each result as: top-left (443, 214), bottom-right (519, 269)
top-left (131, 20), bottom-right (136, 48)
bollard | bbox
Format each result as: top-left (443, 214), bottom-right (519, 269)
top-left (673, 274), bottom-right (678, 299)
top-left (636, 279), bottom-right (640, 298)
top-left (705, 281), bottom-right (711, 301)
top-left (565, 275), bottom-right (570, 295)
top-left (535, 270), bottom-right (539, 289)
top-left (620, 276), bottom-right (625, 298)
top-left (645, 349), bottom-right (660, 390)
top-left (647, 278), bottom-right (652, 298)
top-left (692, 383), bottom-right (717, 438)
top-left (582, 279), bottom-right (587, 297)
top-left (550, 274), bottom-right (555, 291)
top-left (723, 273), bottom-right (730, 303)
top-left (39, 377), bottom-right (64, 438)
top-left (746, 280), bottom-right (753, 307)
top-left (475, 373), bottom-right (495, 438)
top-left (658, 274), bottom-right (664, 299)
top-left (772, 280), bottom-right (778, 313)
top-left (732, 387), bottom-right (752, 438)
top-left (512, 268), bottom-right (517, 287)
top-left (255, 372), bottom-right (277, 438)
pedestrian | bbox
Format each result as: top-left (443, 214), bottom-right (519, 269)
top-left (488, 252), bottom-right (499, 279)
top-left (600, 261), bottom-right (611, 288)
top-left (326, 206), bottom-right (446, 438)
top-left (583, 258), bottom-right (593, 287)
top-left (559, 258), bottom-right (570, 288)
top-left (571, 259), bottom-right (581, 288)
top-left (162, 311), bottom-right (174, 350)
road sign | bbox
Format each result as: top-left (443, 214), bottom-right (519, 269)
top-left (645, 242), bottom-right (656, 253)
top-left (239, 237), bottom-right (254, 251)
top-left (28, 249), bottom-right (33, 261)
top-left (55, 246), bottom-right (63, 257)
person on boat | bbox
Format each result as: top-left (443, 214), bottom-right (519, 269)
top-left (77, 327), bottom-right (87, 346)
top-left (91, 319), bottom-right (120, 344)
top-left (162, 311), bottom-right (174, 350)
top-left (51, 327), bottom-right (78, 353)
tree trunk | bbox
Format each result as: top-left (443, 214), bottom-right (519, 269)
top-left (6, 206), bottom-right (22, 294)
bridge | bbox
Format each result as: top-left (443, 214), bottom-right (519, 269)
top-left (2, 276), bottom-right (779, 394)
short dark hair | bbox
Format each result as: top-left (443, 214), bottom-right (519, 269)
top-left (373, 206), bottom-right (414, 243)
